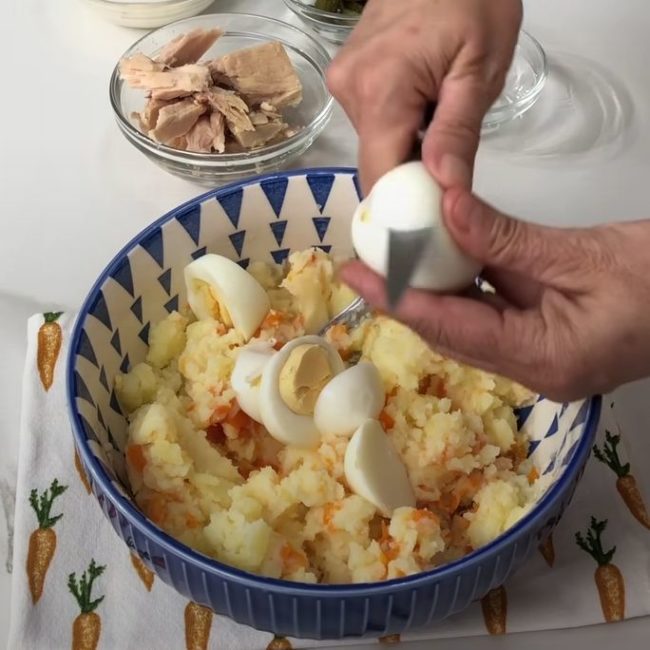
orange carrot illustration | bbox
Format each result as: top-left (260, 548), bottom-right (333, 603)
top-left (378, 633), bottom-right (401, 644)
top-left (27, 478), bottom-right (68, 603)
top-left (593, 431), bottom-right (650, 529)
top-left (575, 517), bottom-right (625, 623)
top-left (68, 559), bottom-right (105, 650)
top-left (539, 533), bottom-right (555, 567)
top-left (74, 449), bottom-right (91, 495)
top-left (185, 601), bottom-right (213, 650)
top-left (37, 311), bottom-right (63, 391)
top-left (130, 553), bottom-right (154, 591)
top-left (267, 635), bottom-right (293, 650)
top-left (481, 585), bottom-right (507, 634)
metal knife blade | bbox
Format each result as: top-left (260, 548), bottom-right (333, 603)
top-left (384, 103), bottom-right (436, 310)
top-left (386, 227), bottom-right (433, 310)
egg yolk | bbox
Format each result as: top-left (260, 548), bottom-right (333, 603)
top-left (278, 344), bottom-right (333, 415)
top-left (195, 280), bottom-right (233, 328)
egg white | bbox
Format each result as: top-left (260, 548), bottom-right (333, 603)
top-left (184, 254), bottom-right (270, 341)
top-left (314, 362), bottom-right (384, 436)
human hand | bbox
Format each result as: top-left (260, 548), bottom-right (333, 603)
top-left (341, 190), bottom-right (650, 401)
top-left (326, 0), bottom-right (522, 193)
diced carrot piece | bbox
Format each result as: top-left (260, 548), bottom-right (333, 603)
top-left (273, 339), bottom-right (285, 351)
top-left (412, 509), bottom-right (439, 524)
top-left (323, 502), bottom-right (340, 528)
top-left (527, 466), bottom-right (539, 484)
top-left (126, 444), bottom-right (147, 473)
top-left (281, 543), bottom-right (308, 571)
top-left (261, 310), bottom-right (284, 329)
top-left (438, 491), bottom-right (461, 514)
top-left (185, 513), bottom-right (202, 529)
top-left (146, 493), bottom-right (168, 525)
top-left (211, 401), bottom-right (232, 422)
top-left (379, 409), bottom-right (395, 431)
top-left (205, 423), bottom-right (226, 446)
top-left (226, 407), bottom-right (253, 432)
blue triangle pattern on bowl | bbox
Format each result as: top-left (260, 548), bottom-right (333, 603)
top-left (569, 399), bottom-right (590, 430)
top-left (110, 257), bottom-right (134, 297)
top-left (96, 406), bottom-right (106, 429)
top-left (218, 189), bottom-right (243, 229)
top-left (88, 291), bottom-right (112, 332)
top-left (352, 173), bottom-right (363, 200)
top-left (98, 366), bottom-right (108, 392)
top-left (110, 330), bottom-right (122, 356)
top-left (312, 217), bottom-right (331, 242)
top-left (229, 231), bottom-right (246, 257)
top-left (269, 221), bottom-right (287, 246)
top-left (307, 173), bottom-right (335, 213)
top-left (79, 413), bottom-right (99, 443)
top-left (140, 227), bottom-right (165, 268)
top-left (130, 296), bottom-right (143, 323)
top-left (109, 389), bottom-right (123, 416)
top-left (165, 295), bottom-right (179, 313)
top-left (261, 177), bottom-right (289, 217)
top-left (271, 249), bottom-right (291, 264)
top-left (77, 330), bottom-right (98, 367)
top-left (192, 246), bottom-right (207, 260)
top-left (237, 258), bottom-right (250, 270)
top-left (157, 269), bottom-right (172, 295)
top-left (74, 371), bottom-right (94, 406)
top-left (176, 204), bottom-right (202, 245)
top-left (138, 323), bottom-right (150, 346)
top-left (120, 354), bottom-right (130, 374)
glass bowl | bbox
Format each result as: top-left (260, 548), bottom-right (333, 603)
top-left (483, 30), bottom-right (549, 132)
top-left (84, 0), bottom-right (215, 29)
top-left (283, 0), bottom-right (362, 45)
top-left (109, 13), bottom-right (334, 185)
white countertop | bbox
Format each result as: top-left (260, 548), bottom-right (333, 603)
top-left (1, 0), bottom-right (649, 647)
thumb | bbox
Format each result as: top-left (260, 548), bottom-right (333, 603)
top-left (443, 188), bottom-right (564, 279)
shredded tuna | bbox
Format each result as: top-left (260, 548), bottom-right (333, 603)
top-left (156, 28), bottom-right (223, 67)
top-left (210, 112), bottom-right (226, 153)
top-left (232, 121), bottom-right (287, 149)
top-left (208, 42), bottom-right (303, 108)
top-left (203, 87), bottom-right (254, 135)
top-left (119, 28), bottom-right (304, 154)
top-left (149, 98), bottom-right (207, 144)
top-left (185, 116), bottom-right (217, 153)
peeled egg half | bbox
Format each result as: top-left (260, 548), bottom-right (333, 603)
top-left (344, 419), bottom-right (416, 517)
top-left (259, 335), bottom-right (344, 448)
top-left (351, 161), bottom-right (481, 292)
top-left (313, 362), bottom-right (384, 436)
top-left (231, 341), bottom-right (276, 423)
top-left (184, 254), bottom-right (270, 341)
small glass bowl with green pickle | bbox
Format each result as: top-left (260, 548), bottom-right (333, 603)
top-left (283, 0), bottom-right (365, 45)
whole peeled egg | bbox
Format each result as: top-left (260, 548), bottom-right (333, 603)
top-left (351, 161), bottom-right (481, 292)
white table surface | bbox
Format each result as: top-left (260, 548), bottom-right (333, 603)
top-left (1, 0), bottom-right (649, 647)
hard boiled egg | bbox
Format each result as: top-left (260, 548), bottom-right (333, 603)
top-left (230, 341), bottom-right (276, 423)
top-left (351, 161), bottom-right (481, 292)
top-left (259, 335), bottom-right (344, 448)
top-left (313, 362), bottom-right (384, 436)
top-left (344, 419), bottom-right (415, 517)
top-left (184, 254), bottom-right (270, 341)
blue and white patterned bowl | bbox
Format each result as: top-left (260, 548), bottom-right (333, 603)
top-left (67, 168), bottom-right (601, 640)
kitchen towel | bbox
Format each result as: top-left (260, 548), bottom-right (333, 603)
top-left (8, 312), bottom-right (650, 649)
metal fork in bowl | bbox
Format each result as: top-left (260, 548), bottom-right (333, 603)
top-left (318, 296), bottom-right (370, 337)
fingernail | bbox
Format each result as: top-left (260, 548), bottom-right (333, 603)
top-left (439, 154), bottom-right (472, 188)
top-left (449, 191), bottom-right (482, 234)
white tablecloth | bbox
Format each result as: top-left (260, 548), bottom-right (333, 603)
top-left (1, 0), bottom-right (650, 647)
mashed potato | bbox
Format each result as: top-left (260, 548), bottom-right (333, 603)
top-left (115, 248), bottom-right (537, 584)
